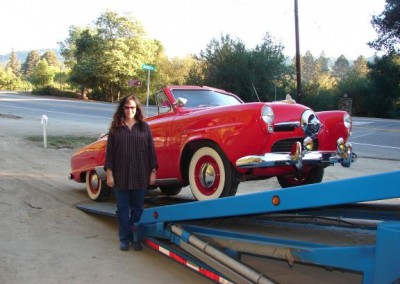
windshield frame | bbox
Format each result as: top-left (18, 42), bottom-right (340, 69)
top-left (170, 89), bottom-right (242, 108)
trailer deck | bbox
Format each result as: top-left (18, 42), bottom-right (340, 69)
top-left (77, 171), bottom-right (400, 283)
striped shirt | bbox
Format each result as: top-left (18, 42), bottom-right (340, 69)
top-left (104, 122), bottom-right (158, 190)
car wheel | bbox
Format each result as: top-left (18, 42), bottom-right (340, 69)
top-left (189, 146), bottom-right (239, 200)
top-left (160, 186), bottom-right (182, 196)
top-left (277, 166), bottom-right (324, 188)
top-left (85, 170), bottom-right (111, 201)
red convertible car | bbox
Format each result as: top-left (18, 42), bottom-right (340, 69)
top-left (70, 85), bottom-right (355, 201)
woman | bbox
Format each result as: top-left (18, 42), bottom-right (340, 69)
top-left (104, 95), bottom-right (158, 251)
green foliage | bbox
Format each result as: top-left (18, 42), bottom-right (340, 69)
top-left (54, 70), bottom-right (69, 90)
top-left (194, 33), bottom-right (288, 102)
top-left (41, 50), bottom-right (60, 67)
top-left (6, 50), bottom-right (21, 77)
top-left (332, 55), bottom-right (350, 81)
top-left (365, 54), bottom-right (400, 118)
top-left (30, 59), bottom-right (55, 88)
top-left (301, 51), bottom-right (316, 84)
top-left (31, 86), bottom-right (80, 99)
top-left (301, 89), bottom-right (338, 111)
top-left (60, 10), bottom-right (160, 102)
top-left (369, 0), bottom-right (400, 53)
top-left (0, 65), bottom-right (28, 90)
top-left (87, 87), bottom-right (108, 101)
top-left (21, 50), bottom-right (40, 78)
top-left (337, 56), bottom-right (370, 116)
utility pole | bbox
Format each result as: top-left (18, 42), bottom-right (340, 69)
top-left (294, 0), bottom-right (302, 103)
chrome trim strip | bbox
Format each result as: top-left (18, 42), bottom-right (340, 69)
top-left (274, 121), bottom-right (300, 128)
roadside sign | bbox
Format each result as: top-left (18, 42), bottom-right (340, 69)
top-left (128, 79), bottom-right (142, 87)
top-left (141, 64), bottom-right (156, 117)
top-left (141, 64), bottom-right (156, 71)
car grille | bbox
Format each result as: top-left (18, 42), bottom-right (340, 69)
top-left (271, 138), bottom-right (319, 152)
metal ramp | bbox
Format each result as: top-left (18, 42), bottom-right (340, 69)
top-left (77, 171), bottom-right (400, 284)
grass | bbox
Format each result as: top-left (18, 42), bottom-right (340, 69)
top-left (26, 135), bottom-right (97, 149)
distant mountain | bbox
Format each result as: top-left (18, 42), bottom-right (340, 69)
top-left (0, 49), bottom-right (62, 66)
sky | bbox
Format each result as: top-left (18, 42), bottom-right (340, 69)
top-left (1, 0), bottom-right (387, 60)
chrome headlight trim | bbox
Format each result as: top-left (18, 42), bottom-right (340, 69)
top-left (261, 105), bottom-right (274, 125)
top-left (301, 110), bottom-right (321, 138)
top-left (344, 112), bottom-right (352, 130)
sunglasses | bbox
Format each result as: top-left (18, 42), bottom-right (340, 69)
top-left (124, 106), bottom-right (136, 110)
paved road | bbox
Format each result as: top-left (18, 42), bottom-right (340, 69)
top-left (351, 117), bottom-right (400, 160)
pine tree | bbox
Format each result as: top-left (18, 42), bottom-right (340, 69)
top-left (41, 50), bottom-right (60, 67)
top-left (332, 55), bottom-right (350, 81)
top-left (21, 50), bottom-right (40, 78)
top-left (6, 49), bottom-right (21, 77)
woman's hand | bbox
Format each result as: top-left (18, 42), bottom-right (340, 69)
top-left (106, 169), bottom-right (115, 188)
top-left (149, 171), bottom-right (156, 185)
top-left (106, 176), bottom-right (115, 188)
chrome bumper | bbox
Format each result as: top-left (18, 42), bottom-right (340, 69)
top-left (236, 138), bottom-right (356, 169)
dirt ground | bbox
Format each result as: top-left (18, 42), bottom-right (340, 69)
top-left (0, 114), bottom-right (399, 284)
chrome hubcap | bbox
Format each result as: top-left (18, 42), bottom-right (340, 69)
top-left (199, 163), bottom-right (216, 188)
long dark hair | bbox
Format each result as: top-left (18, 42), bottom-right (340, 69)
top-left (109, 95), bottom-right (145, 132)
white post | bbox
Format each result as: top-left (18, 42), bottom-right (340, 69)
top-left (41, 115), bottom-right (48, 149)
top-left (146, 69), bottom-right (150, 117)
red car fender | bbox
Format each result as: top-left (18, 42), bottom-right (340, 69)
top-left (316, 110), bottom-right (351, 150)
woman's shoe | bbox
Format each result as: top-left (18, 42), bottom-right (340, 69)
top-left (132, 242), bottom-right (143, 251)
top-left (120, 241), bottom-right (130, 251)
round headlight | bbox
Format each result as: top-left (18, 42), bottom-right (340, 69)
top-left (344, 112), bottom-right (352, 130)
top-left (261, 105), bottom-right (274, 125)
top-left (301, 110), bottom-right (321, 138)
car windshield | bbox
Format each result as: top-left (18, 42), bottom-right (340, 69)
top-left (171, 89), bottom-right (242, 108)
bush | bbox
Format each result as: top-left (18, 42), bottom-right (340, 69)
top-left (301, 91), bottom-right (338, 111)
top-left (32, 86), bottom-right (80, 99)
top-left (87, 88), bottom-right (108, 101)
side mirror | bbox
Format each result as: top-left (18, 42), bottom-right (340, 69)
top-left (174, 97), bottom-right (187, 107)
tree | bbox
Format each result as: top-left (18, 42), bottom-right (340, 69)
top-left (290, 51), bottom-right (341, 111)
top-left (185, 57), bottom-right (206, 86)
top-left (301, 51), bottom-right (316, 84)
top-left (332, 55), bottom-right (350, 81)
top-left (54, 70), bottom-right (69, 90)
top-left (337, 56), bottom-right (370, 116)
top-left (60, 10), bottom-right (160, 102)
top-left (315, 51), bottom-right (330, 75)
top-left (200, 34), bottom-right (249, 98)
top-left (352, 56), bottom-right (370, 76)
top-left (366, 54), bottom-right (400, 118)
top-left (197, 33), bottom-right (287, 102)
top-left (0, 66), bottom-right (13, 89)
top-left (369, 0), bottom-right (400, 53)
top-left (41, 50), bottom-right (60, 67)
top-left (30, 59), bottom-right (55, 88)
top-left (0, 65), bottom-right (24, 90)
top-left (314, 52), bottom-right (336, 91)
top-left (250, 33), bottom-right (288, 101)
top-left (6, 49), bottom-right (21, 77)
top-left (21, 50), bottom-right (40, 78)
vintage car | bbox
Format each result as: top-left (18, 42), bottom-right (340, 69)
top-left (70, 85), bottom-right (355, 201)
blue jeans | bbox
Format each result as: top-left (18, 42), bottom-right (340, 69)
top-left (114, 188), bottom-right (146, 243)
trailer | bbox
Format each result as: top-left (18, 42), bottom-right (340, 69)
top-left (77, 171), bottom-right (400, 284)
